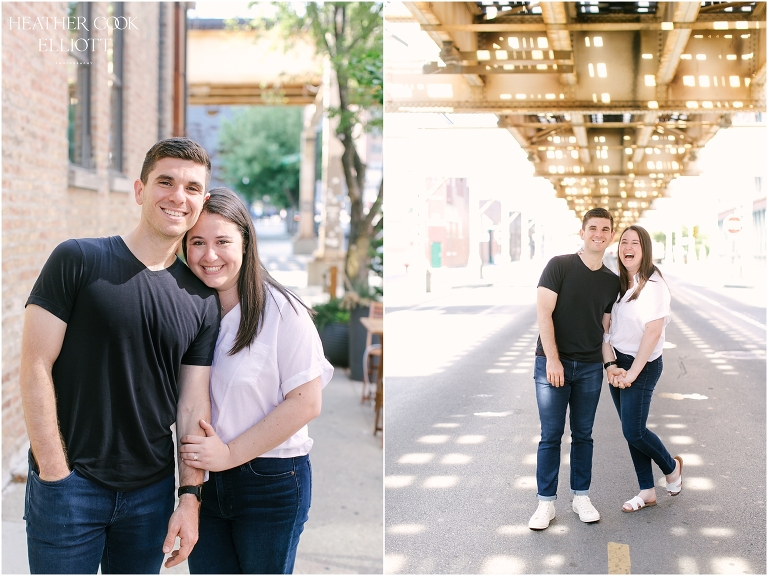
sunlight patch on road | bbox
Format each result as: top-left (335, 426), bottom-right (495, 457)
top-left (480, 555), bottom-right (527, 574)
top-left (433, 423), bottom-right (460, 428)
top-left (523, 453), bottom-right (537, 465)
top-left (678, 556), bottom-right (700, 574)
top-left (496, 525), bottom-right (529, 536)
top-left (486, 369), bottom-right (506, 374)
top-left (678, 453), bottom-right (703, 465)
top-left (384, 554), bottom-right (407, 574)
top-left (670, 526), bottom-right (688, 536)
top-left (665, 423), bottom-right (687, 429)
top-left (684, 477), bottom-right (714, 490)
top-left (669, 435), bottom-right (695, 444)
top-left (474, 411), bottom-right (513, 417)
top-left (418, 435), bottom-right (449, 444)
top-left (388, 524), bottom-right (426, 535)
top-left (423, 476), bottom-right (459, 488)
top-left (710, 557), bottom-right (752, 574)
top-left (701, 527), bottom-right (735, 537)
top-left (385, 476), bottom-right (415, 488)
top-left (456, 435), bottom-right (486, 444)
top-left (542, 555), bottom-right (566, 568)
top-left (441, 453), bottom-right (472, 464)
top-left (658, 393), bottom-right (709, 400)
top-left (397, 453), bottom-right (434, 464)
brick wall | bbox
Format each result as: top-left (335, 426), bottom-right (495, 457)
top-left (2, 2), bottom-right (181, 485)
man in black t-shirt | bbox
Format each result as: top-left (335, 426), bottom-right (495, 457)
top-left (20, 138), bottom-right (220, 573)
top-left (528, 208), bottom-right (622, 531)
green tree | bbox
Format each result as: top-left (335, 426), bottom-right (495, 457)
top-left (218, 106), bottom-right (303, 209)
top-left (248, 2), bottom-right (383, 298)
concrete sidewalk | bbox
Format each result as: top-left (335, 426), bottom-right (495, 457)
top-left (1, 369), bottom-right (383, 574)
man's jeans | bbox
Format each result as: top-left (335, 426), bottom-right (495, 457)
top-left (534, 355), bottom-right (603, 500)
top-left (188, 455), bottom-right (311, 574)
top-left (610, 350), bottom-right (676, 489)
top-left (25, 465), bottom-right (174, 574)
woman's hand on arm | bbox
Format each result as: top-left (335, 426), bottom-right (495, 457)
top-left (179, 420), bottom-right (233, 472)
top-left (180, 376), bottom-right (323, 471)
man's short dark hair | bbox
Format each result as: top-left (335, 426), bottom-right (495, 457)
top-left (581, 207), bottom-right (614, 231)
top-left (140, 138), bottom-right (211, 187)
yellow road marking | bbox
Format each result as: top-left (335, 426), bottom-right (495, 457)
top-left (608, 542), bottom-right (631, 574)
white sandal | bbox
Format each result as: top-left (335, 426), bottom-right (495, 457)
top-left (666, 456), bottom-right (683, 496)
top-left (622, 494), bottom-right (657, 513)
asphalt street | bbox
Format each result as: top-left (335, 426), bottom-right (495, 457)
top-left (385, 262), bottom-right (766, 574)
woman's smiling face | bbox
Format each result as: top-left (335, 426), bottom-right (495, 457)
top-left (619, 228), bottom-right (642, 274)
top-left (185, 212), bottom-right (244, 293)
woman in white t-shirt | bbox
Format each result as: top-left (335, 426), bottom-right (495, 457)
top-left (602, 225), bottom-right (682, 513)
top-left (178, 188), bottom-right (333, 573)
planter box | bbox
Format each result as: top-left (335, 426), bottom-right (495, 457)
top-left (318, 322), bottom-right (350, 367)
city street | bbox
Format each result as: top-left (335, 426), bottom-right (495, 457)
top-left (385, 262), bottom-right (766, 574)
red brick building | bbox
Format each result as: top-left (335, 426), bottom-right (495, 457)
top-left (2, 1), bottom-right (188, 484)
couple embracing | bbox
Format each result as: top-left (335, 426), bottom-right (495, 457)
top-left (20, 138), bottom-right (333, 573)
top-left (529, 207), bottom-right (683, 530)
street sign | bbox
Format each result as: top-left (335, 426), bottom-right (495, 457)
top-left (724, 214), bottom-right (743, 234)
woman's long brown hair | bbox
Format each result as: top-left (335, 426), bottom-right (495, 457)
top-left (184, 187), bottom-right (311, 355)
top-left (617, 224), bottom-right (664, 303)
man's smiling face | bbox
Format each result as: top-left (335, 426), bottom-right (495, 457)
top-left (580, 217), bottom-right (613, 255)
top-left (134, 157), bottom-right (208, 241)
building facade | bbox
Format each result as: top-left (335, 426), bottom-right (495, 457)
top-left (2, 1), bottom-right (187, 484)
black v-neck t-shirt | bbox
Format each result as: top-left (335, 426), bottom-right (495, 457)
top-left (535, 253), bottom-right (620, 363)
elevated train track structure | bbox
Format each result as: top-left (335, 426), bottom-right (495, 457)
top-left (385, 1), bottom-right (766, 230)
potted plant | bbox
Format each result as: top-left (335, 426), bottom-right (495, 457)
top-left (312, 298), bottom-right (350, 367)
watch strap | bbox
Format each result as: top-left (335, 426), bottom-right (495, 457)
top-left (178, 484), bottom-right (203, 502)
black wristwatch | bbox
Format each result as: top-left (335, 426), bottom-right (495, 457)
top-left (604, 360), bottom-right (617, 370)
top-left (178, 485), bottom-right (203, 502)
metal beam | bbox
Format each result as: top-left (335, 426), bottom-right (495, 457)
top-left (420, 21), bottom-right (764, 32)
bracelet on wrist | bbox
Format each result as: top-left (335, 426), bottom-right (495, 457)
top-left (604, 360), bottom-right (617, 370)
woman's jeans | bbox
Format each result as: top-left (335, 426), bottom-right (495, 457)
top-left (24, 464), bottom-right (174, 574)
top-left (610, 350), bottom-right (676, 490)
top-left (534, 356), bottom-right (603, 500)
top-left (188, 455), bottom-right (311, 574)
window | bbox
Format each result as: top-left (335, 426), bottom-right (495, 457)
top-left (67, 2), bottom-right (93, 168)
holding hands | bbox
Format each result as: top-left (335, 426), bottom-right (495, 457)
top-left (180, 419), bottom-right (233, 472)
top-left (606, 365), bottom-right (635, 388)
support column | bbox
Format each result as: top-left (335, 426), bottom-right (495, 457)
top-left (307, 59), bottom-right (345, 288)
top-left (293, 92), bottom-right (324, 255)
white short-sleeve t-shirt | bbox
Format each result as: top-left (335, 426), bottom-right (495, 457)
top-left (609, 271), bottom-right (671, 361)
top-left (210, 285), bottom-right (334, 457)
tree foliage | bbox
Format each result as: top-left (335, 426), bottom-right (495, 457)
top-left (217, 106), bottom-right (303, 209)
top-left (247, 2), bottom-right (383, 298)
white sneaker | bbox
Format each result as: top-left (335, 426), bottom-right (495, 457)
top-left (572, 495), bottom-right (600, 523)
top-left (528, 500), bottom-right (556, 530)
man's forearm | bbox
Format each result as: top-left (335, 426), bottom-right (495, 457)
top-left (177, 404), bottom-right (208, 486)
top-left (537, 314), bottom-right (559, 360)
top-left (20, 362), bottom-right (69, 478)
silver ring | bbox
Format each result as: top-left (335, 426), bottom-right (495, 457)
top-left (193, 453), bottom-right (198, 461)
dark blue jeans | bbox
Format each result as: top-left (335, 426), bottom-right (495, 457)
top-left (24, 465), bottom-right (174, 574)
top-left (188, 455), bottom-right (311, 574)
top-left (610, 350), bottom-right (677, 490)
top-left (534, 355), bottom-right (603, 500)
